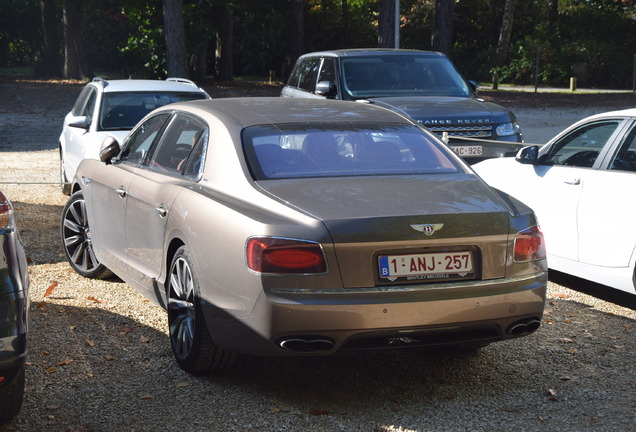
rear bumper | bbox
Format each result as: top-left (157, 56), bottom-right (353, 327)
top-left (203, 272), bottom-right (547, 356)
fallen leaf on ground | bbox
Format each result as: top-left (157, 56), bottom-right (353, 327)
top-left (120, 326), bottom-right (134, 335)
top-left (85, 337), bottom-right (95, 347)
top-left (87, 296), bottom-right (103, 303)
top-left (57, 359), bottom-right (74, 366)
top-left (44, 281), bottom-right (58, 297)
top-left (545, 386), bottom-right (559, 401)
top-left (309, 409), bottom-right (330, 415)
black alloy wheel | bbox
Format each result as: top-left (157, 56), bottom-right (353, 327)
top-left (167, 246), bottom-right (236, 374)
top-left (60, 191), bottom-right (111, 279)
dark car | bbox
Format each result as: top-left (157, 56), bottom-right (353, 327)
top-left (281, 49), bottom-right (523, 163)
top-left (0, 191), bottom-right (29, 422)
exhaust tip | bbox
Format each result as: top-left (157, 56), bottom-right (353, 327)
top-left (507, 317), bottom-right (541, 336)
top-left (278, 336), bottom-right (335, 352)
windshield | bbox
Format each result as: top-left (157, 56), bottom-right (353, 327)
top-left (99, 91), bottom-right (206, 131)
top-left (341, 55), bottom-right (470, 99)
top-left (243, 123), bottom-right (462, 180)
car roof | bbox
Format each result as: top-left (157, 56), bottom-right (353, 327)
top-left (91, 77), bottom-right (206, 94)
top-left (298, 49), bottom-right (446, 59)
top-left (161, 97), bottom-right (415, 129)
top-left (580, 107), bottom-right (636, 121)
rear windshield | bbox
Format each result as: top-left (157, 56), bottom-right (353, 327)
top-left (341, 55), bottom-right (470, 99)
top-left (99, 91), bottom-right (207, 131)
top-left (243, 123), bottom-right (462, 180)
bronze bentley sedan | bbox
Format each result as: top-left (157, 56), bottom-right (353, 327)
top-left (61, 98), bottom-right (547, 374)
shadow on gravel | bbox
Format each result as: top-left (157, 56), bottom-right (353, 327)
top-left (11, 200), bottom-right (67, 265)
top-left (5, 290), bottom-right (634, 431)
top-left (549, 270), bottom-right (636, 310)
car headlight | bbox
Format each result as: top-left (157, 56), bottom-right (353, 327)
top-left (495, 122), bottom-right (520, 137)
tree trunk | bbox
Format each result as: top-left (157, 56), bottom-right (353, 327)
top-left (216, 0), bottom-right (233, 81)
top-left (62, 0), bottom-right (82, 79)
top-left (190, 0), bottom-right (213, 83)
top-left (378, 0), bottom-right (395, 48)
top-left (37, 0), bottom-right (60, 78)
top-left (285, 0), bottom-right (304, 78)
top-left (495, 0), bottom-right (515, 67)
top-left (163, 0), bottom-right (189, 78)
top-left (431, 0), bottom-right (453, 55)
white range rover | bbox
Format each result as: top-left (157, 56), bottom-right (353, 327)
top-left (58, 77), bottom-right (210, 194)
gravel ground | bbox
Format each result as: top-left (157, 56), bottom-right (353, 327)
top-left (0, 79), bottom-right (635, 432)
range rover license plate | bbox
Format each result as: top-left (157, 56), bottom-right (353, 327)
top-left (379, 252), bottom-right (474, 280)
top-left (451, 145), bottom-right (482, 157)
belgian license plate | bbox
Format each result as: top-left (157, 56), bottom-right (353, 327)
top-left (451, 145), bottom-right (482, 157)
top-left (379, 252), bottom-right (474, 280)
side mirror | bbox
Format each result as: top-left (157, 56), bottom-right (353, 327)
top-left (99, 136), bottom-right (120, 164)
top-left (315, 81), bottom-right (336, 98)
top-left (68, 115), bottom-right (90, 130)
top-left (515, 145), bottom-right (539, 164)
top-left (467, 80), bottom-right (479, 96)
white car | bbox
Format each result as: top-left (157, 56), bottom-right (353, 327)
top-left (58, 77), bottom-right (210, 194)
top-left (473, 108), bottom-right (636, 295)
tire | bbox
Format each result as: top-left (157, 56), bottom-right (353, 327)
top-left (0, 366), bottom-right (25, 424)
top-left (167, 246), bottom-right (236, 374)
top-left (59, 148), bottom-right (71, 195)
top-left (60, 191), bottom-right (112, 279)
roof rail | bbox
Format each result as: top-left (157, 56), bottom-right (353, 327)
top-left (166, 77), bottom-right (197, 86)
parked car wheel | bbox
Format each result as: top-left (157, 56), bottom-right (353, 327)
top-left (168, 246), bottom-right (236, 374)
top-left (60, 191), bottom-right (112, 279)
top-left (0, 366), bottom-right (25, 423)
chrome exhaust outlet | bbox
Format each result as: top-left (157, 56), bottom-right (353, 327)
top-left (278, 336), bottom-right (335, 352)
top-left (507, 318), bottom-right (541, 336)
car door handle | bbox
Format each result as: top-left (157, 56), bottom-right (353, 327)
top-left (115, 186), bottom-right (127, 198)
top-left (155, 205), bottom-right (167, 218)
top-left (564, 178), bottom-right (581, 185)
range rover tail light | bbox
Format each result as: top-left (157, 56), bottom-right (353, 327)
top-left (0, 191), bottom-right (14, 230)
top-left (246, 237), bottom-right (327, 274)
top-left (514, 225), bottom-right (546, 262)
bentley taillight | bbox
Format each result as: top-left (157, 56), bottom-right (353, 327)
top-left (246, 237), bottom-right (327, 274)
top-left (514, 226), bottom-right (546, 262)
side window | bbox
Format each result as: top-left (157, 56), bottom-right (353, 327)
top-left (543, 120), bottom-right (620, 168)
top-left (183, 133), bottom-right (207, 179)
top-left (609, 125), bottom-right (636, 172)
top-left (286, 62), bottom-right (302, 88)
top-left (298, 58), bottom-right (320, 92)
top-left (146, 114), bottom-right (206, 174)
top-left (119, 114), bottom-right (170, 165)
top-left (71, 86), bottom-right (97, 118)
top-left (317, 58), bottom-right (335, 84)
top-left (83, 89), bottom-right (98, 119)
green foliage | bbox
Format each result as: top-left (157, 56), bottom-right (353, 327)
top-left (119, 3), bottom-right (166, 78)
top-left (1, 0), bottom-right (635, 87)
top-left (0, 0), bottom-right (39, 67)
top-left (305, 0), bottom-right (376, 52)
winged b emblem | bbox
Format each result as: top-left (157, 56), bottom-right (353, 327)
top-left (410, 223), bottom-right (444, 236)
